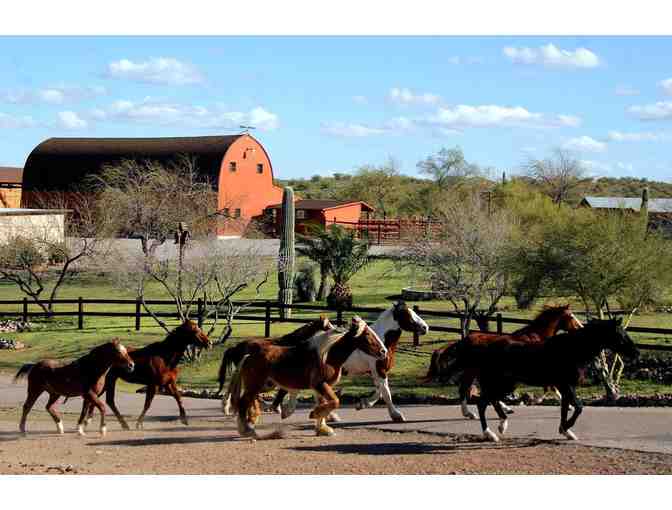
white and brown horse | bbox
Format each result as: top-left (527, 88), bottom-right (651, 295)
top-left (278, 301), bottom-right (429, 422)
top-left (229, 316), bottom-right (387, 438)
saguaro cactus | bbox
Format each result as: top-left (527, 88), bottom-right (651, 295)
top-left (278, 187), bottom-right (295, 319)
top-left (641, 186), bottom-right (649, 234)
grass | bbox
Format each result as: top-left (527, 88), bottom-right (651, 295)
top-left (2, 258), bottom-right (672, 400)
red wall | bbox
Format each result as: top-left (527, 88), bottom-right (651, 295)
top-left (217, 135), bottom-right (283, 235)
top-left (323, 203), bottom-right (365, 225)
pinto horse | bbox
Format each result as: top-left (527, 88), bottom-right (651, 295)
top-left (217, 316), bottom-right (335, 414)
top-left (454, 318), bottom-right (639, 442)
top-left (423, 305), bottom-right (583, 419)
top-left (81, 320), bottom-right (211, 430)
top-left (277, 301), bottom-right (429, 422)
top-left (14, 339), bottom-right (135, 436)
top-left (230, 316), bottom-right (387, 438)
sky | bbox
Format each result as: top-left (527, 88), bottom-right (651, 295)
top-left (1, 36), bottom-right (672, 182)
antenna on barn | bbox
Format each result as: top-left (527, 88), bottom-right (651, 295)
top-left (239, 125), bottom-right (256, 133)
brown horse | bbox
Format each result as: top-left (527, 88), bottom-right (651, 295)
top-left (230, 316), bottom-right (387, 438)
top-left (82, 320), bottom-right (211, 430)
top-left (423, 305), bottom-right (584, 419)
top-left (14, 339), bottom-right (135, 436)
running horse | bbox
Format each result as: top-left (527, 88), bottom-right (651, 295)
top-left (14, 339), bottom-right (135, 436)
top-left (453, 318), bottom-right (639, 442)
top-left (276, 301), bottom-right (429, 422)
top-left (230, 316), bottom-right (387, 438)
top-left (81, 320), bottom-right (211, 430)
top-left (423, 305), bottom-right (583, 419)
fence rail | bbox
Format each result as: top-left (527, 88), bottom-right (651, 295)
top-left (1, 298), bottom-right (672, 353)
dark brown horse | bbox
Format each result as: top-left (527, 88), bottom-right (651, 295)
top-left (230, 316), bottom-right (387, 438)
top-left (14, 339), bottom-right (135, 436)
top-left (423, 305), bottom-right (584, 419)
top-left (455, 318), bottom-right (639, 441)
top-left (82, 320), bottom-right (211, 430)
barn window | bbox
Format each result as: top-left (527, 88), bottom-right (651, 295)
top-left (257, 163), bottom-right (264, 174)
top-left (296, 210), bottom-right (306, 220)
top-left (234, 208), bottom-right (241, 218)
top-left (229, 161), bottom-right (237, 172)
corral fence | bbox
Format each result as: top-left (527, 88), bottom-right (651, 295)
top-left (329, 218), bottom-right (443, 245)
top-left (1, 298), bottom-right (672, 354)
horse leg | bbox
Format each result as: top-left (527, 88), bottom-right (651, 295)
top-left (166, 381), bottom-right (188, 426)
top-left (77, 399), bottom-right (92, 435)
top-left (281, 392), bottom-right (298, 420)
top-left (19, 384), bottom-right (42, 435)
top-left (309, 382), bottom-right (340, 436)
top-left (493, 400), bottom-right (510, 436)
top-left (45, 393), bottom-right (64, 434)
top-left (89, 391), bottom-right (108, 436)
top-left (271, 389), bottom-right (286, 414)
top-left (477, 389), bottom-right (499, 442)
top-left (237, 390), bottom-right (261, 438)
top-left (558, 385), bottom-right (582, 440)
top-left (105, 376), bottom-right (130, 430)
top-left (375, 374), bottom-right (405, 423)
top-left (136, 385), bottom-right (157, 430)
top-left (459, 372), bottom-right (478, 420)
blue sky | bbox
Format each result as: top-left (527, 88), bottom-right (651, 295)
top-left (2, 36), bottom-right (672, 182)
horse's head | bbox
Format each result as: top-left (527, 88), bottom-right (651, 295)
top-left (556, 304), bottom-right (584, 332)
top-left (350, 316), bottom-right (387, 361)
top-left (392, 301), bottom-right (429, 336)
top-left (590, 318), bottom-right (639, 360)
top-left (317, 314), bottom-right (335, 332)
top-left (111, 339), bottom-right (135, 373)
top-left (175, 320), bottom-right (212, 349)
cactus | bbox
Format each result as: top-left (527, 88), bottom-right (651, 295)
top-left (641, 186), bottom-right (649, 234)
top-left (278, 187), bottom-right (295, 318)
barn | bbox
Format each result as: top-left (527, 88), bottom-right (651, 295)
top-left (21, 134), bottom-right (283, 236)
top-left (265, 199), bottom-right (375, 235)
top-left (0, 166), bottom-right (23, 208)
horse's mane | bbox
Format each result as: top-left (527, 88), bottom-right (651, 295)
top-left (307, 328), bottom-right (347, 364)
top-left (526, 305), bottom-right (569, 328)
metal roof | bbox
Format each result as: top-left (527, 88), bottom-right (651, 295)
top-left (267, 199), bottom-right (375, 212)
top-left (581, 196), bottom-right (672, 213)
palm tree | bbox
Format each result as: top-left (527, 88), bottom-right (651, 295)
top-left (296, 226), bottom-right (332, 301)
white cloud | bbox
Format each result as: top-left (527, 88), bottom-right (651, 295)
top-left (2, 84), bottom-right (106, 105)
top-left (106, 58), bottom-right (204, 85)
top-left (556, 114), bottom-right (582, 127)
top-left (581, 159), bottom-right (612, 175)
top-left (615, 85), bottom-right (640, 96)
top-left (503, 43), bottom-right (601, 69)
top-left (627, 101), bottom-right (672, 120)
top-left (659, 78), bottom-right (672, 96)
top-left (608, 130), bottom-right (671, 142)
top-left (448, 56), bottom-right (484, 65)
top-left (58, 111), bottom-right (88, 130)
top-left (564, 136), bottom-right (607, 153)
top-left (424, 104), bottom-right (580, 129)
top-left (0, 112), bottom-right (37, 129)
top-left (321, 122), bottom-right (386, 137)
top-left (388, 87), bottom-right (441, 106)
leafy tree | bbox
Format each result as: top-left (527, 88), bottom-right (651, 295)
top-left (339, 159), bottom-right (402, 219)
top-left (417, 146), bottom-right (484, 192)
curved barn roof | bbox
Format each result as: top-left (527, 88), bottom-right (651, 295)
top-left (22, 135), bottom-right (243, 192)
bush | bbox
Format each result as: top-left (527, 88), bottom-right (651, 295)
top-left (46, 242), bottom-right (69, 265)
top-left (0, 236), bottom-right (46, 270)
top-left (294, 262), bottom-right (318, 302)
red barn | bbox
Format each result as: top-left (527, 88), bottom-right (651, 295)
top-left (21, 134), bottom-right (282, 236)
top-left (266, 199), bottom-right (374, 234)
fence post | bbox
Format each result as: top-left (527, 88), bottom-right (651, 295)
top-left (197, 297), bottom-right (204, 328)
top-left (78, 296), bottom-right (84, 330)
top-left (413, 305), bottom-right (421, 347)
top-left (265, 300), bottom-right (271, 338)
top-left (496, 313), bottom-right (503, 335)
top-left (135, 298), bottom-right (141, 331)
top-left (377, 223), bottom-right (381, 245)
top-left (336, 308), bottom-right (344, 327)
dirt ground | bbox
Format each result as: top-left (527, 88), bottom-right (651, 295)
top-left (1, 408), bottom-right (671, 475)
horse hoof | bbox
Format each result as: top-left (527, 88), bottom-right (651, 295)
top-left (308, 410), bottom-right (316, 420)
top-left (316, 425), bottom-right (335, 437)
top-left (326, 412), bottom-right (341, 423)
top-left (498, 419), bottom-right (508, 435)
top-left (56, 421), bottom-right (64, 435)
top-left (100, 426), bottom-right (107, 437)
top-left (464, 411), bottom-right (478, 420)
top-left (483, 428), bottom-right (499, 442)
top-left (355, 400), bottom-right (365, 411)
top-left (180, 417), bottom-right (189, 426)
top-left (281, 406), bottom-right (294, 420)
top-left (391, 412), bottom-right (406, 423)
top-left (77, 425), bottom-right (86, 437)
top-left (559, 427), bottom-right (578, 440)
top-left (503, 407), bottom-right (515, 415)
top-left (121, 423), bottom-right (131, 431)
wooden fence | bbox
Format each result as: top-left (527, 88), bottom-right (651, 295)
top-left (2, 298), bottom-right (672, 353)
top-left (329, 218), bottom-right (443, 245)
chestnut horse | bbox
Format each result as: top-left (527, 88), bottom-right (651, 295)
top-left (14, 339), bottom-right (135, 436)
top-left (277, 301), bottom-right (429, 422)
top-left (230, 316), bottom-right (387, 438)
top-left (455, 318), bottom-right (639, 442)
top-left (423, 305), bottom-right (583, 419)
top-left (217, 316), bottom-right (335, 414)
top-left (82, 320), bottom-right (211, 430)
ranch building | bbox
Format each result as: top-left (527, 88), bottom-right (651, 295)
top-left (265, 199), bottom-right (374, 235)
top-left (0, 166), bottom-right (23, 208)
top-left (580, 194), bottom-right (672, 235)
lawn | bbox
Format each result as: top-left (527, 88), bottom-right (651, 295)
top-left (1, 257), bottom-right (672, 400)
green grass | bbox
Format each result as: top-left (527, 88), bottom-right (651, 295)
top-left (2, 258), bottom-right (672, 399)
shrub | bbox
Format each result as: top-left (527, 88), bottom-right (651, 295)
top-left (294, 262), bottom-right (318, 302)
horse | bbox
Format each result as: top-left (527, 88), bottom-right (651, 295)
top-left (453, 318), bottom-right (639, 442)
top-left (423, 305), bottom-right (583, 419)
top-left (229, 316), bottom-right (387, 439)
top-left (81, 320), bottom-right (211, 430)
top-left (13, 339), bottom-right (135, 436)
top-left (276, 301), bottom-right (429, 422)
top-left (217, 316), bottom-right (336, 414)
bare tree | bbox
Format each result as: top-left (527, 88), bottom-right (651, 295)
top-left (417, 146), bottom-right (484, 192)
top-left (0, 192), bottom-right (109, 317)
top-left (524, 148), bottom-right (588, 205)
top-left (399, 193), bottom-right (515, 338)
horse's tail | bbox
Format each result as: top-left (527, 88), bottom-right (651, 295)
top-left (13, 363), bottom-right (35, 383)
top-left (216, 347), bottom-right (236, 395)
top-left (228, 354), bottom-right (249, 416)
top-left (419, 342), bottom-right (462, 383)
top-left (420, 350), bottom-right (442, 383)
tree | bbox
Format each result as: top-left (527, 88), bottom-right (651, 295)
top-left (340, 159), bottom-right (402, 219)
top-left (297, 226), bottom-right (333, 301)
top-left (417, 146), bottom-right (484, 192)
top-left (400, 193), bottom-right (516, 338)
top-left (0, 192), bottom-right (108, 317)
top-left (524, 148), bottom-right (588, 205)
